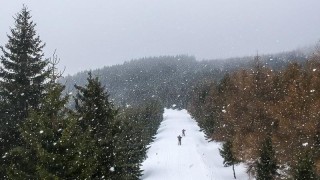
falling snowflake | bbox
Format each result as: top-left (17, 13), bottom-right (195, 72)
top-left (302, 142), bottom-right (308, 146)
top-left (313, 69), bottom-right (317, 72)
top-left (2, 152), bottom-right (8, 159)
top-left (109, 167), bottom-right (115, 172)
top-left (40, 130), bottom-right (44, 134)
top-left (222, 109), bottom-right (226, 113)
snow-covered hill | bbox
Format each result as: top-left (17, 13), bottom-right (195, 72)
top-left (141, 109), bottom-right (250, 180)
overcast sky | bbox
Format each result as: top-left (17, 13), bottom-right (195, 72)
top-left (1, 0), bottom-right (320, 75)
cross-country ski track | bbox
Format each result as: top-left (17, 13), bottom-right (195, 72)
top-left (141, 108), bottom-right (249, 180)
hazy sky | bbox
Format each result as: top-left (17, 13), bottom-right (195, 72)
top-left (1, 0), bottom-right (320, 75)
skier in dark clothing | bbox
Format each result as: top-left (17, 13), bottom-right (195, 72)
top-left (177, 135), bottom-right (182, 145)
top-left (182, 129), bottom-right (186, 136)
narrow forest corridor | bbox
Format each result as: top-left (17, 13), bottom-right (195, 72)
top-left (141, 109), bottom-right (249, 180)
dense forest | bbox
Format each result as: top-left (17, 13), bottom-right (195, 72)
top-left (0, 7), bottom-right (163, 179)
top-left (1, 5), bottom-right (319, 180)
top-left (188, 53), bottom-right (320, 179)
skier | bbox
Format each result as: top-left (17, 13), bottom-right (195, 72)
top-left (177, 135), bottom-right (182, 145)
top-left (182, 129), bottom-right (186, 136)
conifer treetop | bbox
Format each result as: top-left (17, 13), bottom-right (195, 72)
top-left (0, 5), bottom-right (48, 81)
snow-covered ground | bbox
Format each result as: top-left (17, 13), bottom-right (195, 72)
top-left (141, 109), bottom-right (250, 180)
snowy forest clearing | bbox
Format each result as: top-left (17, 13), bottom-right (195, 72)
top-left (141, 109), bottom-right (249, 180)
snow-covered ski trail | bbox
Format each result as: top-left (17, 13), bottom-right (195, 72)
top-left (141, 109), bottom-right (249, 180)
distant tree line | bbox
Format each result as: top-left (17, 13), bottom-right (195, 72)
top-left (61, 49), bottom-right (307, 110)
top-left (188, 53), bottom-right (320, 179)
top-left (0, 6), bottom-right (163, 179)
top-left (61, 55), bottom-right (219, 109)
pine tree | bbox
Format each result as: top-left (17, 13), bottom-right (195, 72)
top-left (74, 72), bottom-right (118, 179)
top-left (256, 136), bottom-right (278, 180)
top-left (5, 81), bottom-right (98, 179)
top-left (293, 150), bottom-right (318, 180)
top-left (219, 140), bottom-right (239, 179)
top-left (0, 5), bottom-right (49, 177)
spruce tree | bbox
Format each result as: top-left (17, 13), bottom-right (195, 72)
top-left (0, 5), bottom-right (49, 177)
top-left (219, 140), bottom-right (239, 179)
top-left (256, 136), bottom-right (278, 180)
top-left (74, 72), bottom-right (118, 179)
top-left (0, 5), bottom-right (49, 124)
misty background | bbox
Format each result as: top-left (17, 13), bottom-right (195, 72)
top-left (1, 0), bottom-right (320, 75)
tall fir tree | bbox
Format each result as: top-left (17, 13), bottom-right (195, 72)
top-left (219, 140), bottom-right (239, 179)
top-left (0, 6), bottom-right (49, 177)
top-left (256, 136), bottom-right (278, 180)
top-left (74, 72), bottom-right (118, 179)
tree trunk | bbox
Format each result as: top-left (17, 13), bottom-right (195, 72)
top-left (233, 164), bottom-right (236, 179)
